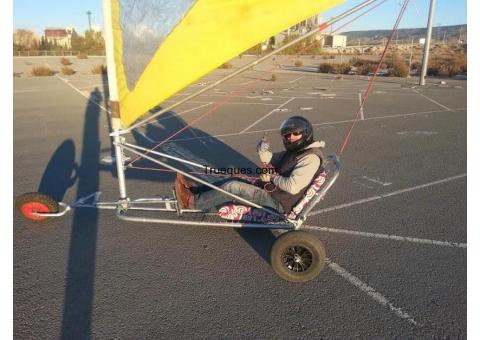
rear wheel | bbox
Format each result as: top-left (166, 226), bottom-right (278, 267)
top-left (15, 192), bottom-right (59, 222)
top-left (271, 231), bottom-right (326, 282)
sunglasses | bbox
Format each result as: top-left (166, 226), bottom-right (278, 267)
top-left (283, 131), bottom-right (302, 138)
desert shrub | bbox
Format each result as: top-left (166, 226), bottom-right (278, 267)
top-left (350, 57), bottom-right (380, 75)
top-left (294, 60), bottom-right (303, 67)
top-left (357, 63), bottom-right (377, 75)
top-left (30, 66), bottom-right (54, 76)
top-left (219, 62), bottom-right (233, 69)
top-left (388, 53), bottom-right (409, 77)
top-left (243, 43), bottom-right (262, 55)
top-left (321, 54), bottom-right (336, 60)
top-left (278, 34), bottom-right (303, 55)
top-left (77, 53), bottom-right (88, 59)
top-left (60, 57), bottom-right (72, 66)
top-left (427, 55), bottom-right (467, 77)
top-left (318, 63), bottom-right (335, 73)
top-left (427, 65), bottom-right (440, 76)
top-left (335, 63), bottom-right (352, 74)
top-left (61, 67), bottom-right (75, 75)
top-left (91, 64), bottom-right (107, 74)
top-left (271, 74), bottom-right (277, 81)
top-left (411, 61), bottom-right (421, 70)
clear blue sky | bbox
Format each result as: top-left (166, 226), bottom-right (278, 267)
top-left (323, 0), bottom-right (467, 32)
top-left (13, 0), bottom-right (467, 36)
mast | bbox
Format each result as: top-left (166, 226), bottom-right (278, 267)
top-left (102, 0), bottom-right (128, 201)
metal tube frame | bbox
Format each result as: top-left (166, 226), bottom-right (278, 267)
top-left (103, 0), bottom-right (129, 203)
top-left (119, 141), bottom-right (292, 223)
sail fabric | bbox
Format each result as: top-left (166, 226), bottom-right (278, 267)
top-left (110, 0), bottom-right (344, 127)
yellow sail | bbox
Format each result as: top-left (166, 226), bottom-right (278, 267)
top-left (110, 0), bottom-right (344, 127)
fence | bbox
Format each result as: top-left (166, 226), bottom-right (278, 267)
top-left (13, 50), bottom-right (106, 57)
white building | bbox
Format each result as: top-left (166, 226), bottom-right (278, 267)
top-left (322, 34), bottom-right (347, 48)
top-left (44, 27), bottom-right (73, 48)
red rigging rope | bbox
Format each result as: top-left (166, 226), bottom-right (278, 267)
top-left (338, 0), bottom-right (410, 157)
top-left (126, 0), bottom-right (394, 173)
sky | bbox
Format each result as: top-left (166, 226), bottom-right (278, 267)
top-left (13, 0), bottom-right (467, 36)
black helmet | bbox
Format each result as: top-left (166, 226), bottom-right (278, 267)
top-left (280, 116), bottom-right (314, 152)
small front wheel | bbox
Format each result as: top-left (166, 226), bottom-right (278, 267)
top-left (15, 192), bottom-right (59, 222)
top-left (271, 231), bottom-right (326, 282)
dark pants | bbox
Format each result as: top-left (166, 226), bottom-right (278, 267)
top-left (193, 178), bottom-right (284, 213)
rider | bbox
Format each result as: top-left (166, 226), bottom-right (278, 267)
top-left (174, 116), bottom-right (325, 214)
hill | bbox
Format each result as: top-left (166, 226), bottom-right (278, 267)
top-left (342, 24), bottom-right (466, 46)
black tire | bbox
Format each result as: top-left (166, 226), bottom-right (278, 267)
top-left (15, 192), bottom-right (59, 223)
top-left (271, 231), bottom-right (326, 283)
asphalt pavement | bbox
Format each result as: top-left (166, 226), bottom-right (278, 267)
top-left (13, 56), bottom-right (467, 339)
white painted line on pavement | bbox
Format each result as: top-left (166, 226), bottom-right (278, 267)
top-left (55, 74), bottom-right (109, 113)
top-left (361, 176), bottom-right (392, 186)
top-left (289, 76), bottom-right (305, 83)
top-left (152, 102), bottom-right (215, 125)
top-left (166, 108), bottom-right (465, 144)
top-left (306, 225), bottom-right (466, 248)
top-left (177, 102), bottom-right (214, 115)
top-left (326, 258), bottom-right (418, 325)
top-left (412, 88), bottom-right (452, 111)
top-left (172, 93), bottom-right (315, 100)
top-left (240, 97), bottom-right (295, 133)
top-left (310, 173), bottom-right (466, 217)
top-left (163, 100), bottom-right (280, 106)
top-left (13, 89), bottom-right (41, 93)
top-left (358, 92), bottom-right (365, 120)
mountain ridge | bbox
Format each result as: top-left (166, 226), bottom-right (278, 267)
top-left (341, 24), bottom-right (467, 45)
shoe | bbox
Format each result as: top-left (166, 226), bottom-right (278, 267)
top-left (175, 173), bottom-right (194, 209)
top-left (177, 173), bottom-right (192, 189)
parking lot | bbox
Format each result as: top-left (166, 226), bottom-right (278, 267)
top-left (14, 55), bottom-right (466, 338)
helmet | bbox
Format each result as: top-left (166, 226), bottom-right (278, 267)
top-left (280, 116), bottom-right (314, 152)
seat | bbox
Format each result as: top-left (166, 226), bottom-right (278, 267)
top-left (217, 154), bottom-right (341, 223)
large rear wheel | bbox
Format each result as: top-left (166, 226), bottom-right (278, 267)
top-left (15, 192), bottom-right (59, 222)
top-left (271, 231), bottom-right (326, 282)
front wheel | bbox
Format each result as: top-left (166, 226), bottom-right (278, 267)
top-left (271, 231), bottom-right (326, 282)
top-left (15, 192), bottom-right (59, 222)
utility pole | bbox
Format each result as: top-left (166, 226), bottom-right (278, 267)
top-left (86, 10), bottom-right (92, 31)
top-left (419, 0), bottom-right (436, 86)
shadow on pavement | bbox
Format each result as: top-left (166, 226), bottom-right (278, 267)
top-left (60, 87), bottom-right (102, 339)
top-left (37, 139), bottom-right (78, 203)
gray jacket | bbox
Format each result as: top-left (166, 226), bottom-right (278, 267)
top-left (271, 141), bottom-right (324, 195)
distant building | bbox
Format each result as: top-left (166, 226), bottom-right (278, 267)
top-left (322, 34), bottom-right (347, 48)
top-left (269, 15), bottom-right (324, 48)
top-left (44, 27), bottom-right (73, 48)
